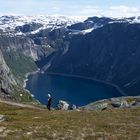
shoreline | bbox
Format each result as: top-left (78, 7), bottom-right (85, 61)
top-left (23, 68), bottom-right (40, 88)
top-left (24, 69), bottom-right (126, 96)
top-left (22, 70), bottom-right (140, 108)
top-left (23, 69), bottom-right (127, 104)
top-left (45, 72), bottom-right (126, 96)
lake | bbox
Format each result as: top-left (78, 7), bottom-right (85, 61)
top-left (26, 73), bottom-right (124, 107)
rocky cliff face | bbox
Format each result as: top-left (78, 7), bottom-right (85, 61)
top-left (43, 23), bottom-right (140, 96)
top-left (0, 50), bottom-right (17, 99)
top-left (0, 34), bottom-right (47, 61)
top-left (0, 15), bottom-right (79, 101)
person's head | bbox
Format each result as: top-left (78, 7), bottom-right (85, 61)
top-left (48, 94), bottom-right (51, 98)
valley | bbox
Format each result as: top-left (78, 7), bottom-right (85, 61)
top-left (0, 15), bottom-right (140, 104)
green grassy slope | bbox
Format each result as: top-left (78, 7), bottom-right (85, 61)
top-left (0, 103), bottom-right (140, 140)
top-left (2, 51), bottom-right (37, 83)
top-left (10, 86), bottom-right (38, 103)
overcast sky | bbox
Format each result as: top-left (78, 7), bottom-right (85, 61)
top-left (0, 0), bottom-right (140, 17)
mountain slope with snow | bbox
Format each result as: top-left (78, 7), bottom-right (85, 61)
top-left (1, 15), bottom-right (140, 36)
top-left (0, 15), bottom-right (84, 33)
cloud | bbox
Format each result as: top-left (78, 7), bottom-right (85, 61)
top-left (106, 6), bottom-right (140, 17)
top-left (0, 0), bottom-right (140, 18)
top-left (76, 5), bottom-right (140, 17)
top-left (80, 6), bottom-right (101, 16)
top-left (110, 6), bottom-right (139, 13)
top-left (0, 0), bottom-right (63, 15)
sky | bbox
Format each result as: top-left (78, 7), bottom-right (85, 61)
top-left (0, 0), bottom-right (140, 17)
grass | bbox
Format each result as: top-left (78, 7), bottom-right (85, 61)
top-left (2, 50), bottom-right (37, 83)
top-left (0, 103), bottom-right (140, 140)
top-left (10, 86), bottom-right (38, 104)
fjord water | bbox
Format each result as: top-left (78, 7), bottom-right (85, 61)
top-left (26, 73), bottom-right (123, 107)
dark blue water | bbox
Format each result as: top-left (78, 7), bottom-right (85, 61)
top-left (26, 73), bottom-right (123, 107)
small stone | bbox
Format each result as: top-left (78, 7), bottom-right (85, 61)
top-left (0, 115), bottom-right (5, 122)
top-left (27, 132), bottom-right (32, 135)
top-left (0, 127), bottom-right (6, 133)
top-left (33, 117), bottom-right (40, 119)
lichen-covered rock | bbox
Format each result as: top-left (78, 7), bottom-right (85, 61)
top-left (81, 99), bottom-right (108, 111)
top-left (110, 98), bottom-right (129, 108)
top-left (81, 96), bottom-right (140, 111)
top-left (85, 102), bottom-right (108, 111)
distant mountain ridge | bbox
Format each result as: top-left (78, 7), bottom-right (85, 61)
top-left (0, 15), bottom-right (84, 34)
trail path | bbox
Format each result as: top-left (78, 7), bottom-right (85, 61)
top-left (0, 99), bottom-right (46, 110)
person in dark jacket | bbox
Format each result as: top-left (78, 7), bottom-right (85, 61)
top-left (47, 94), bottom-right (52, 111)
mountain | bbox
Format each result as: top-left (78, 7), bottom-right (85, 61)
top-left (0, 15), bottom-right (83, 33)
top-left (38, 16), bottom-right (140, 96)
top-left (0, 50), bottom-right (16, 96)
top-left (0, 15), bottom-right (84, 101)
top-left (0, 15), bottom-right (140, 140)
top-left (1, 15), bottom-right (140, 100)
top-left (0, 49), bottom-right (37, 102)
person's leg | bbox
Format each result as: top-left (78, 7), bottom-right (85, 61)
top-left (47, 104), bottom-right (51, 110)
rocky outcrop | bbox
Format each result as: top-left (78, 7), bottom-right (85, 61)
top-left (0, 35), bottom-right (48, 61)
top-left (57, 100), bottom-right (69, 110)
top-left (15, 22), bottom-right (43, 33)
top-left (0, 49), bottom-right (36, 103)
top-left (82, 102), bottom-right (108, 111)
top-left (81, 96), bottom-right (140, 111)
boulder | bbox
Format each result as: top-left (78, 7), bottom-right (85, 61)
top-left (71, 104), bottom-right (77, 110)
top-left (57, 100), bottom-right (69, 110)
top-left (131, 101), bottom-right (140, 107)
top-left (82, 102), bottom-right (108, 111)
top-left (111, 100), bottom-right (129, 108)
top-left (111, 101), bottom-right (121, 108)
top-left (130, 101), bottom-right (137, 106)
top-left (120, 100), bottom-right (129, 108)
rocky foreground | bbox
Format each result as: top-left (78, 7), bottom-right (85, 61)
top-left (0, 97), bottom-right (140, 140)
top-left (82, 96), bottom-right (140, 111)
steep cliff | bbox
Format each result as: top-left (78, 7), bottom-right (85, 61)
top-left (44, 23), bottom-right (140, 96)
top-left (0, 50), bottom-right (16, 99)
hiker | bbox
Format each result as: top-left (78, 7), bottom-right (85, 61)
top-left (47, 94), bottom-right (52, 111)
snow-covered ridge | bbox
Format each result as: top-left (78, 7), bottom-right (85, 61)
top-left (69, 16), bottom-right (140, 35)
top-left (0, 15), bottom-right (85, 32)
top-left (108, 16), bottom-right (140, 24)
top-left (1, 15), bottom-right (140, 36)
